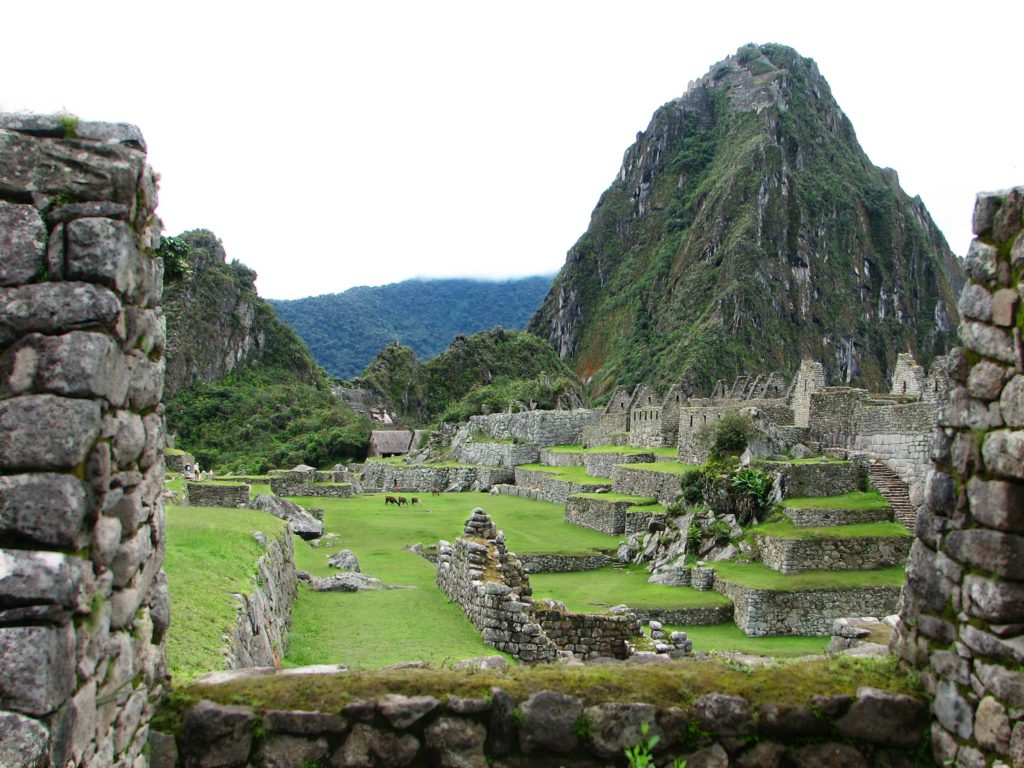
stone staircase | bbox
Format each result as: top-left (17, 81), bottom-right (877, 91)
top-left (867, 460), bottom-right (917, 530)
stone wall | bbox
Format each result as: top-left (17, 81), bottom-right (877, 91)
top-left (435, 510), bottom-right (559, 662)
top-left (754, 533), bottom-right (912, 574)
top-left (185, 482), bottom-right (250, 508)
top-left (891, 352), bottom-right (927, 398)
top-left (625, 509), bottom-right (666, 536)
top-left (628, 403), bottom-right (663, 447)
top-left (893, 186), bottom-right (1024, 767)
top-left (782, 504), bottom-right (892, 528)
top-left (0, 115), bottom-right (167, 768)
top-left (584, 451), bottom-right (654, 479)
top-left (360, 463), bottom-right (512, 493)
top-left (537, 448), bottom-right (584, 466)
top-left (227, 525), bottom-right (297, 669)
top-left (535, 608), bottom-right (639, 659)
top-left (714, 577), bottom-right (902, 636)
top-left (518, 551), bottom-right (614, 573)
top-left (465, 408), bottom-right (600, 447)
top-left (753, 460), bottom-right (863, 498)
top-left (512, 467), bottom-right (609, 504)
top-left (454, 441), bottom-right (539, 468)
top-left (164, 679), bottom-right (930, 768)
top-left (164, 451), bottom-right (194, 473)
top-left (852, 401), bottom-right (939, 508)
top-left (564, 495), bottom-right (626, 534)
top-left (791, 360), bottom-right (826, 428)
top-left (610, 465), bottom-right (682, 505)
top-left (629, 604), bottom-right (734, 626)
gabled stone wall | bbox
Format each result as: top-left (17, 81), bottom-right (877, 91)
top-left (893, 187), bottom-right (1024, 767)
top-left (0, 114), bottom-right (166, 768)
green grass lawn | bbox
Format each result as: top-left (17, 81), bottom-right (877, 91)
top-left (531, 565), bottom-right (731, 612)
top-left (712, 561), bottom-right (905, 591)
top-left (571, 492), bottom-right (658, 504)
top-left (784, 491), bottom-right (890, 510)
top-left (163, 505), bottom-right (287, 683)
top-left (754, 518), bottom-right (911, 540)
top-left (673, 623), bottom-right (829, 656)
top-left (516, 463), bottom-right (613, 484)
top-left (282, 492), bottom-right (622, 669)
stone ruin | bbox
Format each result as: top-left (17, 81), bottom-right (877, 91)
top-left (0, 115), bottom-right (167, 767)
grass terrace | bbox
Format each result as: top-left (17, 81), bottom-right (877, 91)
top-left (571, 492), bottom-right (659, 504)
top-left (754, 518), bottom-right (911, 540)
top-left (757, 457), bottom-right (852, 465)
top-left (531, 564), bottom-right (731, 612)
top-left (546, 444), bottom-right (679, 458)
top-left (671, 623), bottom-right (828, 657)
top-left (163, 505), bottom-right (287, 682)
top-left (784, 491), bottom-right (890, 510)
top-left (621, 461), bottom-right (701, 475)
top-left (711, 561), bottom-right (905, 591)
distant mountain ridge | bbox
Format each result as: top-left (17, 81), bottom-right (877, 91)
top-left (270, 276), bottom-right (553, 379)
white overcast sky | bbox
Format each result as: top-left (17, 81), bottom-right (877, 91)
top-left (3, 1), bottom-right (1021, 300)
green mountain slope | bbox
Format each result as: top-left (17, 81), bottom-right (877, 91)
top-left (161, 230), bottom-right (369, 471)
top-left (269, 276), bottom-right (553, 379)
top-left (528, 43), bottom-right (963, 396)
top-left (355, 328), bottom-right (586, 424)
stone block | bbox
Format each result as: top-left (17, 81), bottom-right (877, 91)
top-left (968, 360), bottom-right (1009, 401)
top-left (65, 218), bottom-right (145, 299)
top-left (0, 395), bottom-right (101, 471)
top-left (993, 288), bottom-right (1018, 327)
top-left (0, 282), bottom-right (121, 343)
top-left (946, 528), bottom-right (1024, 579)
top-left (333, 722), bottom-right (418, 768)
top-left (123, 307), bottom-right (165, 356)
top-left (0, 710), bottom-right (49, 768)
top-left (423, 716), bottom-right (487, 768)
top-left (0, 549), bottom-right (94, 614)
top-left (983, 430), bottom-right (1024, 480)
top-left (257, 734), bottom-right (328, 768)
top-left (1001, 376), bottom-right (1024, 427)
top-left (46, 224), bottom-right (65, 280)
top-left (518, 690), bottom-right (582, 754)
top-left (0, 332), bottom-right (130, 405)
top-left (834, 686), bottom-right (928, 748)
top-left (963, 574), bottom-right (1024, 623)
top-left (110, 410), bottom-right (146, 466)
top-left (975, 695), bottom-right (1011, 754)
top-left (965, 240), bottom-right (1000, 283)
top-left (583, 702), bottom-right (661, 758)
top-left (973, 191), bottom-right (1005, 236)
top-left (693, 692), bottom-right (754, 737)
top-left (377, 694), bottom-right (439, 729)
top-left (959, 283), bottom-right (993, 322)
top-left (757, 703), bottom-right (827, 739)
top-left (960, 321), bottom-right (1017, 364)
top-left (126, 353), bottom-right (164, 411)
top-left (0, 200), bottom-right (46, 286)
top-left (0, 623), bottom-right (75, 715)
top-left (967, 477), bottom-right (1024, 531)
top-left (0, 473), bottom-right (89, 547)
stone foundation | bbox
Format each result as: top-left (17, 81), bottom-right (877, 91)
top-left (564, 494), bottom-right (658, 535)
top-left (186, 482), bottom-right (250, 508)
top-left (361, 462), bottom-right (512, 493)
top-left (464, 409), bottom-right (601, 446)
top-left (584, 451), bottom-right (654, 479)
top-left (535, 608), bottom-right (640, 659)
top-left (512, 467), bottom-right (610, 504)
top-left (782, 504), bottom-right (893, 527)
top-left (610, 465), bottom-right (684, 505)
top-left (518, 552), bottom-right (614, 573)
top-left (754, 460), bottom-right (863, 498)
top-left (629, 604), bottom-right (734, 626)
top-left (455, 441), bottom-right (539, 467)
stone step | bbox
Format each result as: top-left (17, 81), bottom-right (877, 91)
top-left (867, 461), bottom-right (916, 531)
top-left (754, 531), bottom-right (912, 574)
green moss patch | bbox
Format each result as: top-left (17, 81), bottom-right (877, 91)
top-left (516, 464), bottom-right (613, 484)
top-left (672, 623), bottom-right (828, 657)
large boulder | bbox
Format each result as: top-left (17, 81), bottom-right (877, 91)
top-left (327, 549), bottom-right (360, 572)
top-left (249, 494), bottom-right (323, 540)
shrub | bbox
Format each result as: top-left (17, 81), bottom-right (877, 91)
top-left (679, 470), bottom-right (704, 505)
top-left (696, 411), bottom-right (753, 459)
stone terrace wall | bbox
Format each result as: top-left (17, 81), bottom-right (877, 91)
top-left (0, 115), bottom-right (167, 768)
top-left (454, 441), bottom-right (539, 468)
top-left (853, 400), bottom-right (939, 508)
top-left (361, 463), bottom-right (512, 492)
top-left (611, 465), bottom-right (683, 505)
top-left (753, 460), bottom-right (863, 498)
top-left (512, 467), bottom-right (609, 505)
top-left (564, 495), bottom-right (631, 534)
top-left (754, 533), bottom-right (912, 574)
top-left (167, 681), bottom-right (931, 768)
top-left (537, 448), bottom-right (584, 466)
top-left (893, 187), bottom-right (1024, 767)
top-left (185, 482), bottom-right (250, 508)
top-left (584, 451), bottom-right (654, 478)
top-left (227, 525), bottom-right (297, 669)
top-left (535, 608), bottom-right (639, 659)
top-left (466, 408), bottom-right (600, 447)
top-left (436, 510), bottom-right (558, 662)
top-left (714, 578), bottom-right (902, 636)
top-left (519, 551), bottom-right (614, 573)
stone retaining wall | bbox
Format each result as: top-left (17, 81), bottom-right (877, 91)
top-left (186, 482), bottom-right (250, 508)
top-left (625, 510), bottom-right (666, 536)
top-left (164, 451), bottom-right (194, 472)
top-left (610, 465), bottom-right (683, 505)
top-left (584, 451), bottom-right (654, 479)
top-left (535, 608), bottom-right (640, 659)
top-left (753, 460), bottom-right (863, 498)
top-left (714, 577), bottom-right (902, 636)
top-left (754, 533), bottom-right (912, 574)
top-left (629, 604), bottom-right (734, 626)
top-left (465, 408), bottom-right (601, 447)
top-left (893, 187), bottom-right (1024, 767)
top-left (361, 462), bottom-right (512, 492)
top-left (161, 682), bottom-right (930, 768)
top-left (782, 505), bottom-right (892, 527)
top-left (537, 448), bottom-right (584, 466)
top-left (454, 441), bottom-right (539, 468)
top-left (564, 495), bottom-right (630, 534)
top-left (0, 115), bottom-right (167, 768)
top-left (227, 525), bottom-right (297, 668)
top-left (519, 551), bottom-right (614, 573)
top-left (512, 467), bottom-right (609, 504)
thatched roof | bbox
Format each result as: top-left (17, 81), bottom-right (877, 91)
top-left (368, 430), bottom-right (414, 457)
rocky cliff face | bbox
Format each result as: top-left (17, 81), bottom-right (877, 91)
top-left (528, 43), bottom-right (963, 396)
top-left (162, 230), bottom-right (319, 398)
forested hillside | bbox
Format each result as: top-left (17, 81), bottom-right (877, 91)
top-left (270, 276), bottom-right (552, 378)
